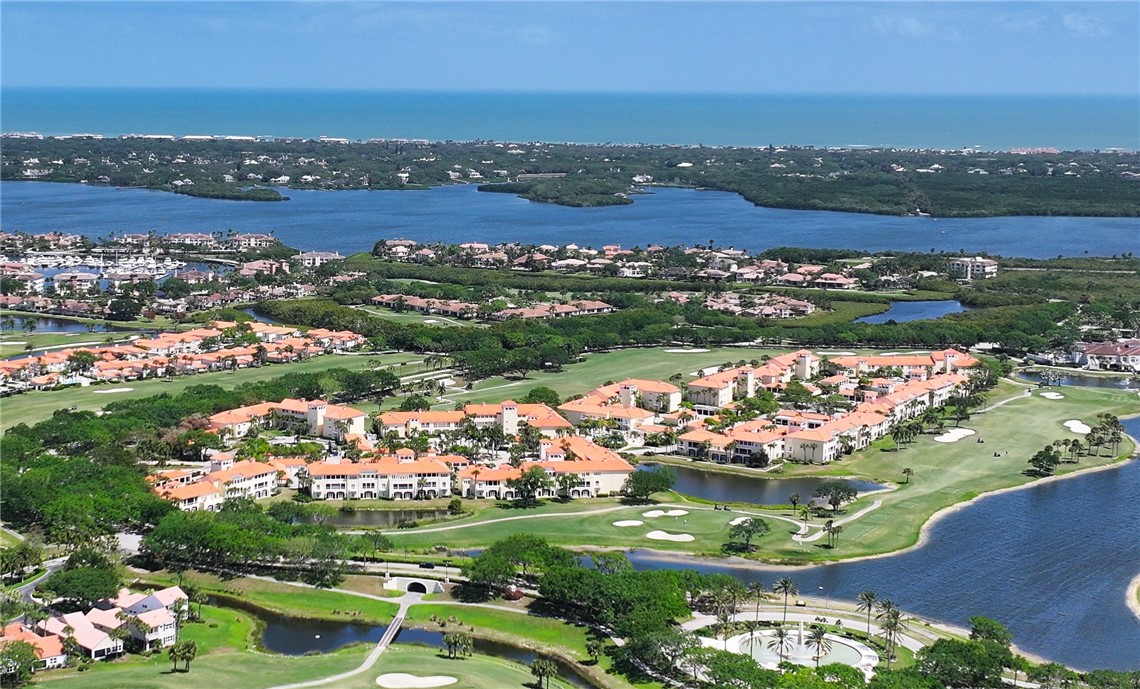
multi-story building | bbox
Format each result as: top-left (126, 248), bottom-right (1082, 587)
top-left (948, 256), bottom-right (999, 280)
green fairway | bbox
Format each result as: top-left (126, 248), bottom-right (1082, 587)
top-left (352, 304), bottom-right (475, 328)
top-left (139, 570), bottom-right (401, 624)
top-left (388, 500), bottom-right (760, 555)
top-left (393, 380), bottom-right (1140, 564)
top-left (35, 644), bottom-right (371, 689)
top-left (0, 352), bottom-right (424, 431)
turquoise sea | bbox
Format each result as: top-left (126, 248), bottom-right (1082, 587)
top-left (3, 88), bottom-right (1137, 150)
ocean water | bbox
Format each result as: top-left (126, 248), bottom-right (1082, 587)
top-left (4, 182), bottom-right (1139, 258)
top-left (3, 88), bottom-right (1138, 151)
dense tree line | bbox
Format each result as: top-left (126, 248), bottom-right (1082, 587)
top-left (142, 498), bottom-right (368, 587)
top-left (0, 367), bottom-right (399, 545)
top-left (8, 137), bottom-right (1136, 217)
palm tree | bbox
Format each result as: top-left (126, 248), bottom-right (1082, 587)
top-left (773, 577), bottom-right (798, 625)
top-left (806, 626), bottom-right (831, 668)
top-left (747, 581), bottom-right (767, 624)
top-left (168, 641), bottom-right (183, 672)
top-left (180, 640), bottom-right (197, 672)
top-left (856, 590), bottom-right (877, 638)
top-left (902, 467), bottom-right (914, 484)
top-left (788, 492), bottom-right (801, 515)
top-left (530, 657), bottom-right (557, 689)
top-left (767, 627), bottom-right (793, 664)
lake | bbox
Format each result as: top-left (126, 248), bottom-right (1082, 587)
top-left (632, 419), bottom-right (1140, 671)
top-left (856, 300), bottom-right (968, 324)
top-left (1018, 370), bottom-right (1140, 390)
top-left (4, 181), bottom-right (1140, 258)
top-left (0, 315), bottom-right (126, 334)
top-left (328, 508), bottom-right (450, 528)
top-left (638, 463), bottom-right (882, 506)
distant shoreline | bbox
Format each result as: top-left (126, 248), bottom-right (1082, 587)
top-left (3, 88), bottom-right (1137, 151)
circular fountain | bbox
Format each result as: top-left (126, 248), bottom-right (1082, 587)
top-left (724, 621), bottom-right (878, 674)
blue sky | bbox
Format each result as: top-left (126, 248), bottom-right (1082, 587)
top-left (2, 1), bottom-right (1137, 94)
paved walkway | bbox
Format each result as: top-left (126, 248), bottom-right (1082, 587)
top-left (792, 501), bottom-right (883, 543)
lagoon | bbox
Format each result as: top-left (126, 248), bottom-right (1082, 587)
top-left (856, 300), bottom-right (968, 324)
top-left (4, 181), bottom-right (1140, 258)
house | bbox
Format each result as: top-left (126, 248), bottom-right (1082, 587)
top-left (0, 623), bottom-right (67, 670)
top-left (1074, 340), bottom-right (1140, 372)
top-left (38, 613), bottom-right (123, 660)
top-left (295, 251), bottom-right (344, 268)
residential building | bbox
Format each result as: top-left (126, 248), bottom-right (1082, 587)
top-left (948, 256), bottom-right (999, 280)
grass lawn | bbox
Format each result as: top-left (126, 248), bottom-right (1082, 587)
top-left (138, 571), bottom-right (400, 624)
top-left (404, 605), bottom-right (654, 689)
top-left (0, 352), bottom-right (424, 431)
top-left (437, 346), bottom-right (790, 409)
top-left (35, 644), bottom-right (370, 689)
top-left (365, 645), bottom-right (581, 689)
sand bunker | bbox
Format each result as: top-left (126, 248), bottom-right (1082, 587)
top-left (376, 674), bottom-right (457, 689)
top-left (423, 319), bottom-right (438, 323)
top-left (1040, 391), bottom-right (1065, 400)
top-left (0, 341), bottom-right (27, 346)
top-left (663, 348), bottom-right (710, 353)
top-left (934, 428), bottom-right (976, 443)
top-left (646, 530), bottom-right (695, 542)
top-left (728, 516), bottom-right (752, 526)
top-left (642, 509), bottom-right (688, 518)
top-left (816, 351), bottom-right (856, 356)
top-left (612, 520), bottom-right (644, 527)
top-left (93, 387), bottom-right (134, 394)
top-left (1063, 420), bottom-right (1091, 434)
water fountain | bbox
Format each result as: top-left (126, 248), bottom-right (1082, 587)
top-left (723, 621), bottom-right (878, 675)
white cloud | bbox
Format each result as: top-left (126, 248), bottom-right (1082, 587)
top-left (1061, 13), bottom-right (1111, 38)
top-left (993, 13), bottom-right (1047, 34)
top-left (871, 15), bottom-right (933, 38)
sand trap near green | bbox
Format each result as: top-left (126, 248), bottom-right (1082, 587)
top-left (1040, 391), bottom-right (1065, 400)
top-left (663, 348), bottom-right (710, 353)
top-left (612, 520), bottom-right (644, 527)
top-left (92, 387), bottom-right (134, 394)
top-left (646, 530), bottom-right (694, 542)
top-left (376, 673), bottom-right (457, 688)
top-left (1063, 419), bottom-right (1091, 434)
top-left (934, 428), bottom-right (975, 443)
top-left (643, 509), bottom-right (688, 518)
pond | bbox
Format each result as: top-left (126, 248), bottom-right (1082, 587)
top-left (0, 315), bottom-right (128, 334)
top-left (855, 300), bottom-right (968, 324)
top-left (242, 308), bottom-right (281, 325)
top-left (327, 509), bottom-right (450, 528)
top-left (221, 599), bottom-right (593, 688)
top-left (1017, 369), bottom-right (1140, 390)
top-left (637, 462), bottom-right (883, 506)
